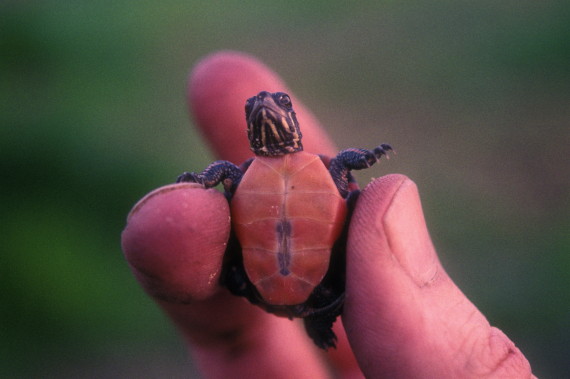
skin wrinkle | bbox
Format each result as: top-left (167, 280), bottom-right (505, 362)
top-left (467, 327), bottom-right (497, 376)
top-left (449, 309), bottom-right (489, 373)
top-left (462, 327), bottom-right (532, 378)
top-left (422, 266), bottom-right (489, 376)
top-left (438, 283), bottom-right (518, 378)
top-left (486, 328), bottom-right (533, 378)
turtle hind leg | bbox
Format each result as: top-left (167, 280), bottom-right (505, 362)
top-left (303, 189), bottom-right (359, 349)
top-left (303, 292), bottom-right (344, 349)
top-left (304, 312), bottom-right (338, 349)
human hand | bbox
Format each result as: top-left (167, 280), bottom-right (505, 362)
top-left (121, 51), bottom-right (534, 378)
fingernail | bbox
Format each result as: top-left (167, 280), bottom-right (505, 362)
top-left (383, 179), bottom-right (439, 287)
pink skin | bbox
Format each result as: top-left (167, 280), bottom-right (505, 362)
top-left (121, 51), bottom-right (534, 378)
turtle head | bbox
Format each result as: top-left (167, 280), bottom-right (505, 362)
top-left (245, 91), bottom-right (303, 156)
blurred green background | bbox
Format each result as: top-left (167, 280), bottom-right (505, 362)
top-left (2, 1), bottom-right (568, 377)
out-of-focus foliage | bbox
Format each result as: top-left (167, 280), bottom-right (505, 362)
top-left (1, 1), bottom-right (568, 377)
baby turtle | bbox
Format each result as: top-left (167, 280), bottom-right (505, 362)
top-left (178, 91), bottom-right (391, 349)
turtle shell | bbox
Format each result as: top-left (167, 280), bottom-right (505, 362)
top-left (231, 151), bottom-right (347, 305)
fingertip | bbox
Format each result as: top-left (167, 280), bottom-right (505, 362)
top-left (187, 50), bottom-right (337, 161)
top-left (121, 183), bottom-right (230, 301)
top-left (346, 174), bottom-right (410, 263)
top-left (349, 174), bottom-right (439, 287)
top-left (343, 175), bottom-right (439, 375)
top-left (381, 177), bottom-right (440, 287)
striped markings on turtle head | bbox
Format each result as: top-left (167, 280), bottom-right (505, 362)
top-left (245, 91), bottom-right (303, 156)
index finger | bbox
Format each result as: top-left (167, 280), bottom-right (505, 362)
top-left (188, 50), bottom-right (337, 163)
top-left (187, 51), bottom-right (362, 377)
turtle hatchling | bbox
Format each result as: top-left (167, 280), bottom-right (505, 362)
top-left (177, 91), bottom-right (392, 349)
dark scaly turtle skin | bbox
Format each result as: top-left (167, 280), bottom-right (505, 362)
top-left (178, 91), bottom-right (392, 349)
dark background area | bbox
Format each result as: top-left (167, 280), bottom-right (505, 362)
top-left (1, 1), bottom-right (568, 377)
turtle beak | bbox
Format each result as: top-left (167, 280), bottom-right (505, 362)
top-left (248, 93), bottom-right (280, 124)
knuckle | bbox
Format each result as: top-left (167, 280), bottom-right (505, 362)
top-left (462, 326), bottom-right (533, 378)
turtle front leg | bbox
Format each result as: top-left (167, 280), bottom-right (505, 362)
top-left (329, 144), bottom-right (392, 198)
top-left (177, 160), bottom-right (244, 195)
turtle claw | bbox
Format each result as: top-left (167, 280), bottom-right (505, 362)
top-left (373, 143), bottom-right (393, 160)
top-left (303, 313), bottom-right (338, 350)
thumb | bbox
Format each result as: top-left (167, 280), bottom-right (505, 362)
top-left (343, 174), bottom-right (533, 378)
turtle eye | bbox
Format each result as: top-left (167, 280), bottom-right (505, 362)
top-left (278, 94), bottom-right (292, 108)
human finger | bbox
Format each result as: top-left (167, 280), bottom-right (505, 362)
top-left (188, 50), bottom-right (338, 163)
top-left (186, 51), bottom-right (363, 377)
top-left (343, 174), bottom-right (533, 378)
top-left (122, 184), bottom-right (229, 302)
